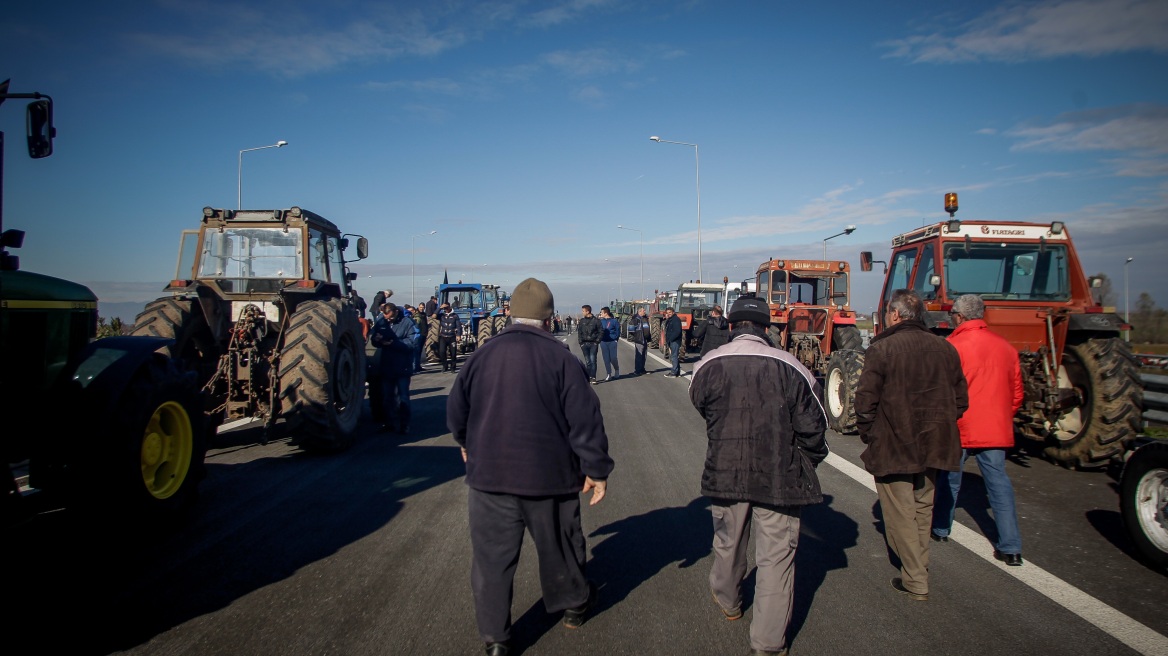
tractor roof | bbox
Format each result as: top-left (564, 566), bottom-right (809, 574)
top-left (891, 220), bottom-right (1071, 247)
top-left (201, 207), bottom-right (341, 234)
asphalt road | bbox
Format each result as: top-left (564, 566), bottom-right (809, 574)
top-left (10, 334), bottom-right (1168, 655)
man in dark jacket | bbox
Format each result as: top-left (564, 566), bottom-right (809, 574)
top-left (449, 278), bottom-right (613, 656)
top-left (663, 307), bottom-right (683, 377)
top-left (855, 289), bottom-right (968, 602)
top-left (698, 305), bottom-right (730, 357)
top-left (628, 307), bottom-right (652, 375)
top-left (425, 295), bottom-right (438, 317)
top-left (438, 303), bottom-right (462, 373)
top-left (576, 305), bottom-right (602, 384)
top-left (369, 303), bottom-right (420, 433)
top-left (690, 295), bottom-right (827, 656)
top-left (371, 289), bottom-right (392, 319)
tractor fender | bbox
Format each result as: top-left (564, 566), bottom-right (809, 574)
top-left (1066, 312), bottom-right (1124, 333)
top-left (60, 336), bottom-right (182, 416)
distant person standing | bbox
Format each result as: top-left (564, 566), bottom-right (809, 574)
top-left (412, 303), bottom-right (428, 373)
top-left (349, 288), bottom-right (367, 319)
top-left (370, 303), bottom-right (420, 434)
top-left (598, 307), bottom-right (621, 381)
top-left (576, 305), bottom-right (602, 385)
top-left (448, 278), bottom-right (613, 656)
top-left (931, 294), bottom-right (1025, 566)
top-left (698, 305), bottom-right (730, 357)
top-left (629, 307), bottom-right (652, 376)
top-left (690, 295), bottom-right (828, 656)
top-left (663, 307), bottom-right (683, 378)
top-left (371, 289), bottom-right (393, 320)
top-left (426, 295), bottom-right (438, 317)
top-left (565, 315), bottom-right (574, 334)
top-left (855, 289), bottom-right (967, 601)
top-left (438, 302), bottom-right (462, 373)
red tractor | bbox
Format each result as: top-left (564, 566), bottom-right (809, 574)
top-left (859, 192), bottom-right (1142, 468)
top-left (752, 258), bottom-right (864, 433)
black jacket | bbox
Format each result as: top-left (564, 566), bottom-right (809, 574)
top-left (448, 324), bottom-right (614, 495)
top-left (371, 292), bottom-right (386, 318)
top-left (664, 314), bottom-right (683, 343)
top-left (439, 312), bottom-right (461, 339)
top-left (576, 315), bottom-right (602, 344)
top-left (698, 315), bottom-right (730, 356)
top-left (690, 333), bottom-right (828, 507)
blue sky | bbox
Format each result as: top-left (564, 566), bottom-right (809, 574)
top-left (2, 0), bottom-right (1166, 319)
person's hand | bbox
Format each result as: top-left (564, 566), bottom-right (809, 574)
top-left (582, 477), bottom-right (607, 506)
top-left (460, 447), bottom-right (468, 463)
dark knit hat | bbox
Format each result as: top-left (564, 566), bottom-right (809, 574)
top-left (727, 296), bottom-right (770, 325)
top-left (510, 278), bottom-right (555, 320)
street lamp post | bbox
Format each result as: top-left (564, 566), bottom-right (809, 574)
top-left (823, 225), bottom-right (857, 259)
top-left (617, 224), bottom-right (644, 301)
top-left (650, 135), bottom-right (702, 282)
top-left (238, 140), bottom-right (288, 209)
top-left (412, 230), bottom-right (437, 306)
top-left (1124, 257), bottom-right (1133, 342)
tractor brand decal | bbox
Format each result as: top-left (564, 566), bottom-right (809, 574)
top-left (1088, 315), bottom-right (1114, 327)
top-left (786, 261), bottom-right (829, 269)
top-left (985, 227), bottom-right (1026, 235)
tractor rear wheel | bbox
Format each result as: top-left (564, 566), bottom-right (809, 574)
top-left (278, 299), bottom-right (366, 452)
top-left (131, 296), bottom-right (218, 384)
top-left (1119, 441), bottom-right (1168, 572)
top-left (424, 316), bottom-right (440, 362)
top-left (833, 325), bottom-right (863, 351)
top-left (477, 317), bottom-right (495, 345)
top-left (825, 350), bottom-right (864, 434)
top-left (494, 315), bottom-right (507, 333)
top-left (649, 317), bottom-right (662, 349)
top-left (1043, 337), bottom-right (1142, 468)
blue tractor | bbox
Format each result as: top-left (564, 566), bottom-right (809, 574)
top-left (424, 283), bottom-right (507, 360)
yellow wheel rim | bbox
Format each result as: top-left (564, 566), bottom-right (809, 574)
top-left (140, 400), bottom-right (194, 500)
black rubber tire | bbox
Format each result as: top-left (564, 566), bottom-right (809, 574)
top-left (494, 315), bottom-right (507, 334)
top-left (477, 317), bottom-right (495, 346)
top-left (767, 324), bottom-right (786, 350)
top-left (131, 296), bottom-right (219, 384)
top-left (1042, 338), bottom-right (1142, 468)
top-left (833, 325), bottom-right (863, 352)
top-left (424, 316), bottom-right (440, 362)
top-left (649, 317), bottom-right (662, 349)
top-left (85, 354), bottom-right (207, 522)
top-left (277, 299), bottom-right (366, 452)
top-left (825, 350), bottom-right (864, 435)
top-left (1119, 441), bottom-right (1168, 572)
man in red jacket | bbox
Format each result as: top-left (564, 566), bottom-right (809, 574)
top-left (931, 294), bottom-right (1025, 566)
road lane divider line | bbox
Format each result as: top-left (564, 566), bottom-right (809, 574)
top-left (823, 451), bottom-right (1168, 656)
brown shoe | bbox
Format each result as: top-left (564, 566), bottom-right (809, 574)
top-left (890, 577), bottom-right (928, 601)
top-left (711, 589), bottom-right (743, 620)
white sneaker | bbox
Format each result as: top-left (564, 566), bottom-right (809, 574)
top-left (604, 375), bottom-right (612, 382)
top-left (664, 372), bottom-right (677, 378)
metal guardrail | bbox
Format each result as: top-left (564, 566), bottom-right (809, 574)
top-left (1141, 372), bottom-right (1168, 426)
top-left (1134, 352), bottom-right (1168, 370)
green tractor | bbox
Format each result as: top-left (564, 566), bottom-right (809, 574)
top-left (2, 81), bottom-right (206, 524)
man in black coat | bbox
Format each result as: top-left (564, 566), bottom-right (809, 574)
top-left (575, 305), bottom-right (602, 384)
top-left (448, 278), bottom-right (613, 656)
top-left (689, 296), bottom-right (827, 656)
top-left (698, 305), bottom-right (730, 357)
top-left (663, 307), bottom-right (683, 377)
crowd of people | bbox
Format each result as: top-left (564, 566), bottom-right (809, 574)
top-left (356, 280), bottom-right (1023, 656)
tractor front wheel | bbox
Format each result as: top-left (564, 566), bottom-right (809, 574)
top-left (1120, 441), bottom-right (1168, 572)
top-left (1043, 338), bottom-right (1142, 468)
top-left (825, 350), bottom-right (864, 434)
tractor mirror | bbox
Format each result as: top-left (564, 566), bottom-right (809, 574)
top-left (26, 99), bottom-right (55, 159)
top-left (357, 237), bottom-right (369, 260)
top-left (347, 271), bottom-right (357, 281)
top-left (1, 229), bottom-right (25, 249)
top-left (859, 251), bottom-right (873, 272)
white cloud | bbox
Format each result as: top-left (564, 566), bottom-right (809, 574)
top-left (882, 0), bottom-right (1168, 63)
top-left (1007, 104), bottom-right (1168, 155)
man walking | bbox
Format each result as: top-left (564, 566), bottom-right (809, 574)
top-left (663, 307), bottom-right (683, 377)
top-left (690, 296), bottom-right (828, 656)
top-left (931, 294), bottom-right (1025, 565)
top-left (629, 307), bottom-right (652, 376)
top-left (438, 302), bottom-right (462, 373)
top-left (855, 289), bottom-right (967, 601)
top-left (449, 278), bottom-right (614, 656)
top-left (369, 303), bottom-right (420, 433)
top-left (576, 305), bottom-right (602, 384)
top-left (598, 307), bottom-right (621, 381)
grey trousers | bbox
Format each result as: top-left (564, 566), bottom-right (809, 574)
top-left (710, 500), bottom-right (801, 653)
top-left (468, 488), bottom-right (591, 644)
top-left (875, 470), bottom-right (936, 595)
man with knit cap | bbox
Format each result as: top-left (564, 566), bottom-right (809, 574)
top-left (690, 295), bottom-right (827, 656)
top-left (448, 277), bottom-right (614, 656)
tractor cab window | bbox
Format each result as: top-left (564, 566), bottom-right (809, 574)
top-left (308, 229), bottom-right (329, 282)
top-left (484, 289), bottom-right (499, 311)
top-left (756, 272), bottom-right (770, 303)
top-left (883, 248), bottom-right (918, 305)
top-left (943, 243), bottom-right (1069, 300)
top-left (325, 232), bottom-right (345, 287)
top-left (831, 273), bottom-right (849, 306)
top-left (679, 289), bottom-right (721, 309)
top-left (788, 273), bottom-right (831, 305)
top-left (912, 245), bottom-right (938, 299)
top-left (198, 227), bottom-right (303, 290)
top-left (767, 270), bottom-right (786, 305)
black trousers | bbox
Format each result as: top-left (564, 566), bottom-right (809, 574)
top-left (468, 487), bottom-right (591, 644)
top-left (439, 336), bottom-right (458, 370)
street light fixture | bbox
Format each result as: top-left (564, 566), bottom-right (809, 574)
top-left (617, 224), bottom-right (644, 300)
top-left (823, 225), bottom-right (857, 259)
top-left (412, 230), bottom-right (437, 306)
top-left (238, 140), bottom-right (288, 209)
top-left (650, 135), bottom-right (702, 282)
top-left (1124, 256), bottom-right (1133, 342)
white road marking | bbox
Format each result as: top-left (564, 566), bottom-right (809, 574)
top-left (824, 452), bottom-right (1168, 656)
